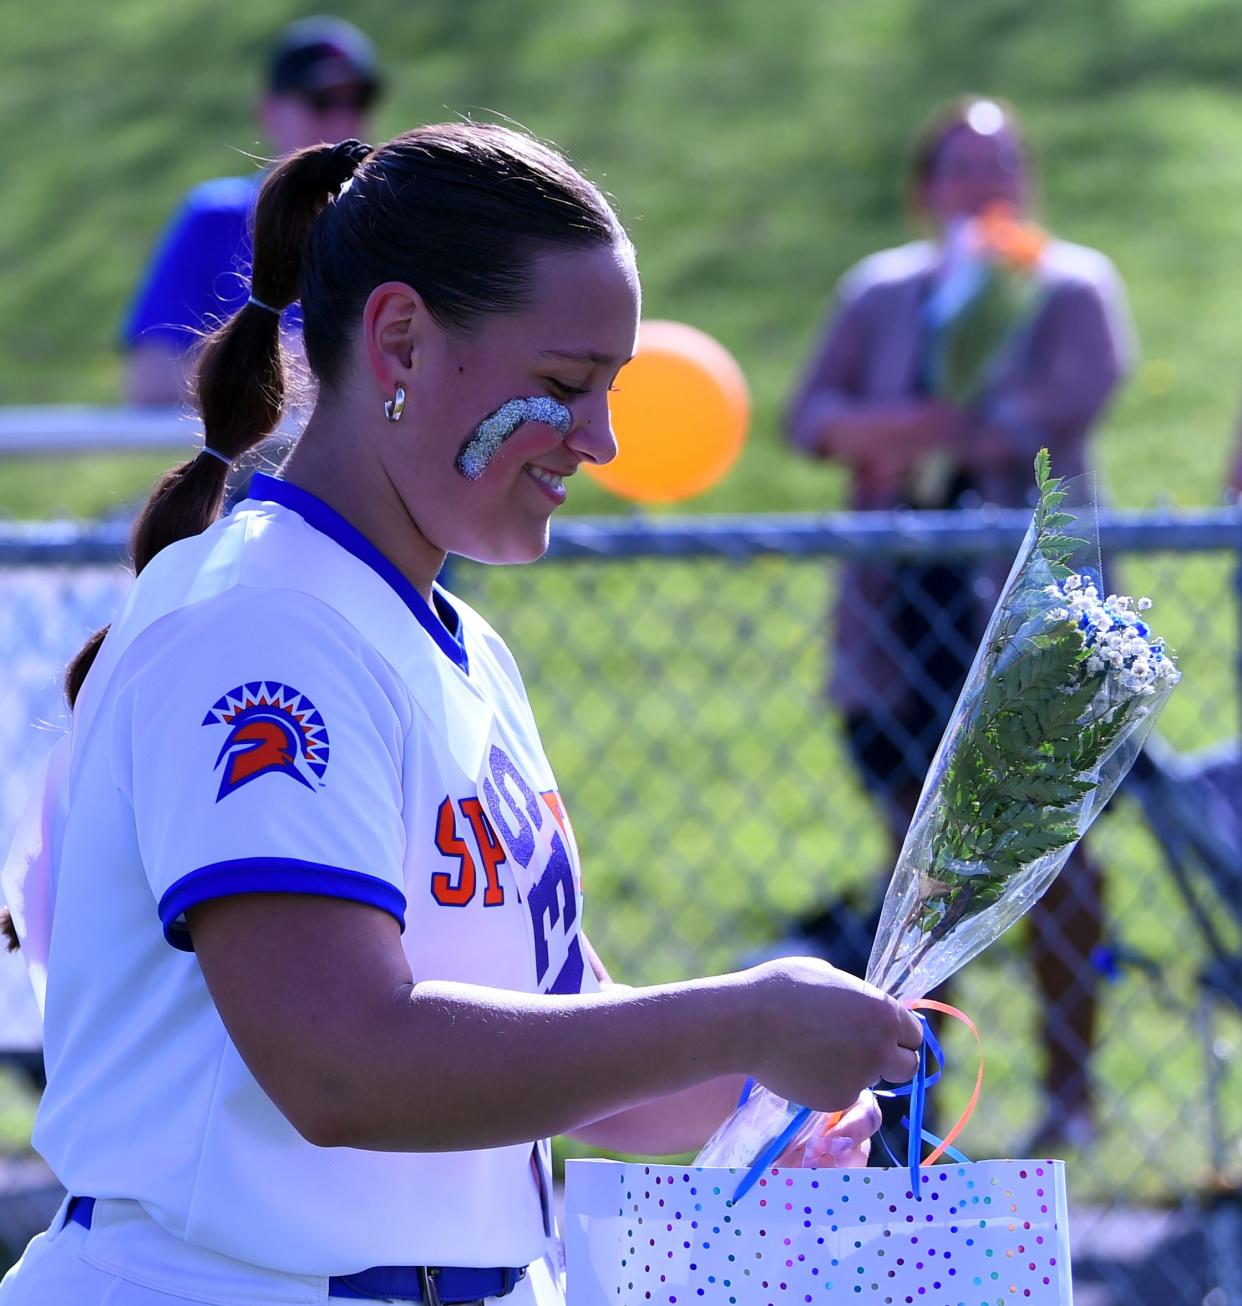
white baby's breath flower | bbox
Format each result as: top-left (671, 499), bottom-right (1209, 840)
top-left (1042, 569), bottom-right (1179, 698)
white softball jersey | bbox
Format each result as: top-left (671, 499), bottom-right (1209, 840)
top-left (27, 473), bottom-right (593, 1279)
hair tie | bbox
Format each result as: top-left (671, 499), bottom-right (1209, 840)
top-left (246, 294), bottom-right (280, 316)
top-left (198, 445), bottom-right (232, 467)
top-left (324, 138), bottom-right (374, 193)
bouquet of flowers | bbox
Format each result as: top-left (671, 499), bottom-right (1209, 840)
top-left (908, 202), bottom-right (1048, 506)
top-left (928, 201), bottom-right (1048, 406)
top-left (697, 451), bottom-right (1179, 1174)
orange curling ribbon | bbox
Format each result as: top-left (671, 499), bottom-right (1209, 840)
top-left (909, 998), bottom-right (984, 1165)
top-left (810, 1000), bottom-right (983, 1162)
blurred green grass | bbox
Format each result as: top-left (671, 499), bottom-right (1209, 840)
top-left (3, 0), bottom-right (1241, 1204)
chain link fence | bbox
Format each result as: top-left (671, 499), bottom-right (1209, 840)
top-left (2, 507), bottom-right (1240, 1303)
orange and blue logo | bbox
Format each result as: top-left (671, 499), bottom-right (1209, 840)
top-left (202, 682), bottom-right (330, 802)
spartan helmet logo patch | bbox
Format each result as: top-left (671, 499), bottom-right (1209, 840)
top-left (202, 683), bottom-right (330, 801)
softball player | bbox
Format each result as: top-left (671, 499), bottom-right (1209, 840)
top-left (0, 123), bottom-right (919, 1305)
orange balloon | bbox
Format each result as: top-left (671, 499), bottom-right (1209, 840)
top-left (584, 320), bottom-right (750, 504)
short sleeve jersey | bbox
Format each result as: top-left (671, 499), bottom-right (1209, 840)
top-left (122, 176), bottom-right (302, 351)
top-left (32, 474), bottom-right (590, 1275)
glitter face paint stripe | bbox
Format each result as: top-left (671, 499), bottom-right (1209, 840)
top-left (454, 396), bottom-right (573, 481)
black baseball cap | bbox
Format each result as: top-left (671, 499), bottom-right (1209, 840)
top-left (267, 16), bottom-right (382, 97)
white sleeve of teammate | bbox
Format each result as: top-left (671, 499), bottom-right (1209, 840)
top-left (113, 586), bottom-right (411, 950)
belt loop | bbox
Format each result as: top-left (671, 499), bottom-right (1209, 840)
top-left (417, 1267), bottom-right (442, 1306)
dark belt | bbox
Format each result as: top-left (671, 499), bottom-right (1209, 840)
top-left (66, 1197), bottom-right (526, 1304)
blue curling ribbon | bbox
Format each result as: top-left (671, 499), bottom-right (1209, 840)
top-left (907, 1035), bottom-right (928, 1188)
top-left (874, 1013), bottom-right (968, 1199)
top-left (730, 1013), bottom-right (969, 1204)
top-left (730, 1103), bottom-right (813, 1203)
top-left (874, 1116), bottom-right (971, 1178)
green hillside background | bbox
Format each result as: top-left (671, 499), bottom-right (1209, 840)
top-left (4, 0), bottom-right (1242, 518)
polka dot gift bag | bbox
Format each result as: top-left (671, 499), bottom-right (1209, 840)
top-left (564, 1156), bottom-right (1072, 1305)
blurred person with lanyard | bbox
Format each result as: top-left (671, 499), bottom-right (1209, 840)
top-left (786, 95), bottom-right (1136, 1154)
top-left (121, 15), bottom-right (382, 407)
top-left (0, 122), bottom-right (918, 1306)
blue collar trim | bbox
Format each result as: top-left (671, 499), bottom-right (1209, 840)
top-left (246, 473), bottom-right (468, 673)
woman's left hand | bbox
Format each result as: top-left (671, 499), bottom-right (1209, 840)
top-left (782, 1090), bottom-right (881, 1169)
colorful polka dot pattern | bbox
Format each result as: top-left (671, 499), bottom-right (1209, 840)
top-left (564, 1159), bottom-right (1071, 1306)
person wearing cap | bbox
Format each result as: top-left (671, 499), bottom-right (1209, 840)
top-left (121, 16), bottom-right (382, 407)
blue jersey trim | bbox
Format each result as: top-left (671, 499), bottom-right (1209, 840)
top-left (158, 858), bottom-right (408, 951)
top-left (246, 473), bottom-right (469, 673)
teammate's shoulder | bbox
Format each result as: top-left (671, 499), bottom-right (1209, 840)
top-left (178, 174), bottom-right (261, 218)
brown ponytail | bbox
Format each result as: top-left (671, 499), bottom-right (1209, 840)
top-left (62, 140), bottom-right (372, 711)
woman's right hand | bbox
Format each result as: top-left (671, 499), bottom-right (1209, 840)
top-left (743, 957), bottom-right (922, 1112)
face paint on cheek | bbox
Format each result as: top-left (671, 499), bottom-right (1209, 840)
top-left (454, 396), bottom-right (573, 481)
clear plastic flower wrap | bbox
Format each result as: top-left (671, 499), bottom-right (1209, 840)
top-left (697, 452), bottom-right (1180, 1170)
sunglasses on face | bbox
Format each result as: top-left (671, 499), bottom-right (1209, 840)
top-left (301, 84), bottom-right (376, 114)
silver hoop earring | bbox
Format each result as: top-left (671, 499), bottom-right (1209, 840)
top-left (384, 385), bottom-right (406, 423)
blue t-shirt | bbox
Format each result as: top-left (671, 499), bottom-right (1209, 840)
top-left (122, 175), bottom-right (301, 351)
